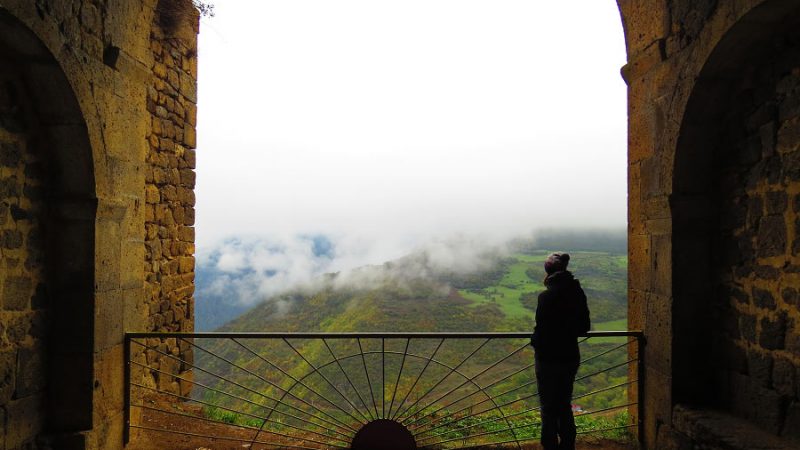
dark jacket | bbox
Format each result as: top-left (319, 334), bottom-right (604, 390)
top-left (530, 270), bottom-right (590, 362)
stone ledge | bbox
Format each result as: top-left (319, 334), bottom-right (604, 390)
top-left (673, 405), bottom-right (800, 450)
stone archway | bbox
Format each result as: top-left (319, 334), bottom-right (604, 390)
top-left (0, 8), bottom-right (96, 447)
top-left (671, 0), bottom-right (800, 435)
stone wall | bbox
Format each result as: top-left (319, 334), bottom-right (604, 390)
top-left (620, 0), bottom-right (800, 447)
top-left (138, 0), bottom-right (198, 399)
top-left (0, 1), bottom-right (198, 449)
top-left (0, 83), bottom-right (48, 448)
top-left (710, 44), bottom-right (800, 436)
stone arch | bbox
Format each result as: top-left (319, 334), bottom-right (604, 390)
top-left (0, 7), bottom-right (96, 446)
top-left (672, 0), bottom-right (800, 432)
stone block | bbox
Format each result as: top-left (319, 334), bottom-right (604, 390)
top-left (2, 276), bottom-right (31, 310)
top-left (740, 313), bottom-right (758, 344)
top-left (760, 312), bottom-right (787, 350)
top-left (94, 345), bottom-right (125, 422)
top-left (752, 287), bottom-right (777, 309)
top-left (783, 287), bottom-right (799, 308)
top-left (95, 219), bottom-right (122, 292)
top-left (0, 142), bottom-right (21, 167)
top-left (629, 233), bottom-right (650, 292)
top-left (778, 117), bottom-right (800, 153)
top-left (628, 289), bottom-right (645, 331)
top-left (646, 294), bottom-right (672, 374)
top-left (747, 350), bottom-right (773, 387)
top-left (652, 234), bottom-right (672, 297)
top-left (784, 151), bottom-right (800, 183)
top-left (144, 184), bottom-right (160, 204)
top-left (756, 215), bottom-right (787, 257)
top-left (0, 349), bottom-right (15, 404)
top-left (6, 394), bottom-right (44, 448)
top-left (783, 401), bottom-right (800, 439)
top-left (14, 347), bottom-right (44, 398)
top-left (753, 265), bottom-right (780, 280)
top-left (765, 191), bottom-right (788, 215)
top-left (772, 356), bottom-right (796, 397)
top-left (95, 292), bottom-right (125, 352)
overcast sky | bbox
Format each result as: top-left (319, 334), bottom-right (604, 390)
top-left (195, 0), bottom-right (628, 262)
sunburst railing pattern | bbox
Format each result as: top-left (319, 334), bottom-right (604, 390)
top-left (124, 331), bottom-right (643, 449)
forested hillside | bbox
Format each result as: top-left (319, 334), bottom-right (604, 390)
top-left (191, 237), bottom-right (632, 442)
top-left (219, 249), bottom-right (627, 333)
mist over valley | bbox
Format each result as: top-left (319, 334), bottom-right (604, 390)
top-left (195, 229), bottom-right (627, 332)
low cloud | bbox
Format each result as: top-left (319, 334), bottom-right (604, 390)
top-left (196, 232), bottom-right (513, 308)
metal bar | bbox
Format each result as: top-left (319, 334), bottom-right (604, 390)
top-left (382, 337), bottom-right (386, 419)
top-left (421, 401), bottom-right (638, 446)
top-left (387, 338), bottom-right (411, 418)
top-left (576, 358), bottom-right (636, 382)
top-left (185, 337), bottom-right (358, 430)
top-left (417, 396), bottom-right (542, 443)
top-left (422, 415), bottom-right (541, 447)
top-left (451, 424), bottom-right (636, 450)
top-left (128, 345), bottom-right (352, 437)
top-left (449, 436), bottom-right (538, 450)
top-left (637, 334), bottom-right (646, 448)
top-left (125, 331), bottom-right (642, 339)
top-left (576, 423), bottom-right (637, 435)
top-left (128, 365), bottom-right (349, 439)
top-left (405, 342), bottom-right (529, 427)
top-left (132, 403), bottom-right (349, 447)
top-left (578, 339), bottom-right (633, 366)
top-left (375, 350), bottom-right (522, 450)
top-left (129, 424), bottom-right (327, 450)
top-left (412, 360), bottom-right (534, 429)
top-left (130, 339), bottom-right (345, 430)
top-left (321, 338), bottom-right (376, 421)
top-left (415, 356), bottom-right (635, 437)
top-left (123, 334), bottom-right (131, 444)
top-left (577, 401), bottom-right (638, 418)
top-left (572, 379), bottom-right (637, 402)
top-left (416, 339), bottom-right (631, 433)
top-left (390, 338), bottom-right (445, 421)
top-left (129, 381), bottom-right (270, 424)
top-left (357, 338), bottom-right (380, 419)
top-left (231, 339), bottom-right (359, 433)
top-left (395, 338), bottom-right (490, 422)
top-left (282, 337), bottom-right (371, 424)
top-left (420, 357), bottom-right (639, 440)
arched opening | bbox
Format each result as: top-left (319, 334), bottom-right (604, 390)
top-left (0, 8), bottom-right (96, 446)
top-left (672, 0), bottom-right (800, 434)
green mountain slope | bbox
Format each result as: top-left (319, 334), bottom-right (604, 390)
top-left (190, 248), bottom-right (633, 441)
top-left (219, 250), bottom-right (627, 333)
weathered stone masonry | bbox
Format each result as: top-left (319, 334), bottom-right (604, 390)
top-left (621, 0), bottom-right (800, 447)
top-left (0, 1), bottom-right (198, 449)
top-left (0, 95), bottom-right (48, 449)
top-left (710, 49), bottom-right (800, 436)
top-left (138, 3), bottom-right (198, 399)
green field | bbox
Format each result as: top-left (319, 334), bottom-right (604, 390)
top-left (457, 251), bottom-right (627, 326)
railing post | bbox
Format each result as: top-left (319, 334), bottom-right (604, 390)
top-left (123, 333), bottom-right (131, 445)
top-left (637, 333), bottom-right (646, 449)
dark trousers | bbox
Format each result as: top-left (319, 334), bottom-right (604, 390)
top-left (535, 357), bottom-right (579, 450)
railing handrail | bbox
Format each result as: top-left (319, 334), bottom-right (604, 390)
top-left (125, 330), bottom-right (643, 339)
top-left (125, 330), bottom-right (645, 448)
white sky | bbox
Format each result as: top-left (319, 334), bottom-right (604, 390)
top-left (195, 0), bottom-right (628, 255)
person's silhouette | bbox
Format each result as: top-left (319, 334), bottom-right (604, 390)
top-left (530, 252), bottom-right (591, 450)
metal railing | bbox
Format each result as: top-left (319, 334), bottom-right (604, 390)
top-left (124, 331), bottom-right (644, 449)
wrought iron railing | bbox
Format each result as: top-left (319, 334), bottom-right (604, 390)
top-left (124, 331), bottom-right (643, 449)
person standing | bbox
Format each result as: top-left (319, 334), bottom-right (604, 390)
top-left (530, 252), bottom-right (591, 450)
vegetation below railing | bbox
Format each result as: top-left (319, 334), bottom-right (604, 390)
top-left (126, 332), bottom-right (642, 449)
